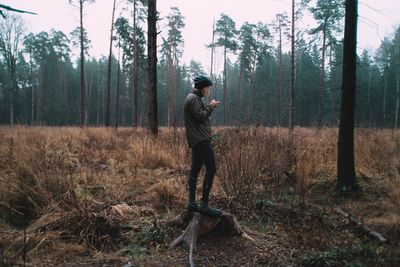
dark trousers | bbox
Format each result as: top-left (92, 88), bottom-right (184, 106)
top-left (188, 140), bottom-right (216, 205)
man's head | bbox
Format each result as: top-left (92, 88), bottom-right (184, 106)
top-left (194, 75), bottom-right (212, 97)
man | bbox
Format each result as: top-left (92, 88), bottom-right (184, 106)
top-left (184, 75), bottom-right (222, 216)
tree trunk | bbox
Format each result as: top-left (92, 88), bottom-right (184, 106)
top-left (96, 78), bottom-right (103, 126)
top-left (383, 67), bottom-right (387, 126)
top-left (147, 0), bottom-right (158, 135)
top-left (289, 0), bottom-right (295, 131)
top-left (59, 63), bottom-right (67, 125)
top-left (106, 0), bottom-right (117, 127)
top-left (278, 27), bottom-right (283, 126)
top-left (395, 33), bottom-right (400, 129)
top-left (79, 0), bottom-right (86, 127)
top-left (29, 51), bottom-right (35, 125)
top-left (37, 62), bottom-right (44, 124)
top-left (209, 19), bottom-right (215, 100)
top-left (329, 45), bottom-right (335, 124)
top-left (319, 29), bottom-right (327, 127)
top-left (86, 67), bottom-right (92, 125)
top-left (132, 0), bottom-right (139, 127)
top-left (238, 65), bottom-right (244, 121)
top-left (248, 81), bottom-right (254, 124)
top-left (9, 71), bottom-right (14, 126)
top-left (223, 46), bottom-right (227, 125)
top-left (337, 0), bottom-right (358, 191)
top-left (395, 72), bottom-right (399, 129)
top-left (115, 42), bottom-right (121, 129)
top-left (167, 45), bottom-right (173, 127)
top-left (172, 54), bottom-right (177, 136)
top-left (367, 69), bottom-right (371, 127)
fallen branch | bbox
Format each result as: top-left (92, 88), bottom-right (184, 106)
top-left (335, 206), bottom-right (386, 242)
top-left (168, 211), bottom-right (255, 267)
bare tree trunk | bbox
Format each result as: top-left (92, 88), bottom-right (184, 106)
top-left (132, 0), bottom-right (139, 127)
top-left (9, 72), bottom-right (14, 126)
top-left (147, 0), bottom-right (158, 135)
top-left (337, 0), bottom-right (359, 191)
top-left (238, 65), bottom-right (243, 122)
top-left (37, 62), bottom-right (44, 124)
top-left (96, 78), bottom-right (104, 126)
top-left (396, 89), bottom-right (399, 129)
top-left (209, 19), bottom-right (215, 100)
top-left (395, 33), bottom-right (400, 129)
top-left (115, 42), bottom-right (121, 129)
top-left (105, 0), bottom-right (117, 126)
top-left (58, 64), bottom-right (67, 124)
top-left (289, 0), bottom-right (295, 131)
top-left (167, 45), bottom-right (173, 127)
top-left (86, 68), bottom-right (93, 125)
top-left (319, 29), bottom-right (327, 127)
top-left (172, 54), bottom-right (177, 136)
top-left (29, 51), bottom-right (35, 125)
top-left (79, 0), bottom-right (86, 127)
top-left (279, 44), bottom-right (284, 126)
top-left (329, 45), bottom-right (335, 124)
top-left (223, 46), bottom-right (227, 125)
top-left (61, 65), bottom-right (68, 124)
top-left (367, 69), bottom-right (371, 127)
top-left (249, 49), bottom-right (258, 124)
top-left (382, 66), bottom-right (387, 126)
top-left (278, 22), bottom-right (283, 126)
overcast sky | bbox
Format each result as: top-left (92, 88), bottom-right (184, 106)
top-left (2, 0), bottom-right (399, 74)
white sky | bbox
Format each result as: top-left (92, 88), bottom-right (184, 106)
top-left (1, 0), bottom-right (399, 74)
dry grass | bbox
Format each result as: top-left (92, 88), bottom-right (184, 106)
top-left (292, 128), bottom-right (338, 201)
top-left (214, 127), bottom-right (295, 203)
top-left (0, 125), bottom-right (399, 265)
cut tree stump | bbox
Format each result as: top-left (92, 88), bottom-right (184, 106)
top-left (168, 210), bottom-right (255, 267)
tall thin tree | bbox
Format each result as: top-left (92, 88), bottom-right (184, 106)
top-left (106, 0), bottom-right (117, 126)
top-left (147, 0), bottom-right (158, 135)
top-left (209, 19), bottom-right (216, 99)
top-left (115, 38), bottom-right (121, 129)
top-left (164, 7), bottom-right (184, 128)
top-left (310, 0), bottom-right (344, 127)
top-left (68, 0), bottom-right (95, 127)
top-left (394, 27), bottom-right (400, 129)
top-left (132, 0), bottom-right (139, 127)
top-left (337, 0), bottom-right (359, 191)
top-left (289, 0), bottom-right (296, 131)
top-left (273, 13), bottom-right (289, 126)
top-left (214, 14), bottom-right (237, 125)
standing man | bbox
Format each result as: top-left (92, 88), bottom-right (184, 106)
top-left (184, 75), bottom-right (221, 216)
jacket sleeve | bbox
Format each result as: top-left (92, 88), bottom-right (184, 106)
top-left (189, 97), bottom-right (214, 122)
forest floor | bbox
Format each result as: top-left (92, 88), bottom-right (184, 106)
top-left (0, 126), bottom-right (399, 266)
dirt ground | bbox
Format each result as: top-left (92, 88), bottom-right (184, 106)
top-left (2, 174), bottom-right (398, 267)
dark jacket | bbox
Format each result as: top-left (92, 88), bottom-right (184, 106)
top-left (184, 89), bottom-right (214, 148)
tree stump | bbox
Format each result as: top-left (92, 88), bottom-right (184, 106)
top-left (168, 210), bottom-right (254, 267)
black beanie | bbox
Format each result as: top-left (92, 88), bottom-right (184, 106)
top-left (194, 75), bottom-right (212, 89)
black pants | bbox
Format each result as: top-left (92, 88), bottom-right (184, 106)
top-left (189, 140), bottom-right (216, 204)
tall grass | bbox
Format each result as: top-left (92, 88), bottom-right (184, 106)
top-left (214, 127), bottom-right (295, 203)
top-left (0, 126), bottom-right (398, 260)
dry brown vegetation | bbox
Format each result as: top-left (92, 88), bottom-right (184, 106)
top-left (0, 126), bottom-right (399, 266)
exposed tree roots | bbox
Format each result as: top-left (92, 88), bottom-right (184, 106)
top-left (168, 211), bottom-right (255, 267)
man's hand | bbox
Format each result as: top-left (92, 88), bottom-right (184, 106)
top-left (209, 99), bottom-right (220, 109)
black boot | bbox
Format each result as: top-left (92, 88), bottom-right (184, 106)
top-left (199, 178), bottom-right (222, 217)
top-left (187, 176), bottom-right (198, 213)
top-left (199, 201), bottom-right (222, 217)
